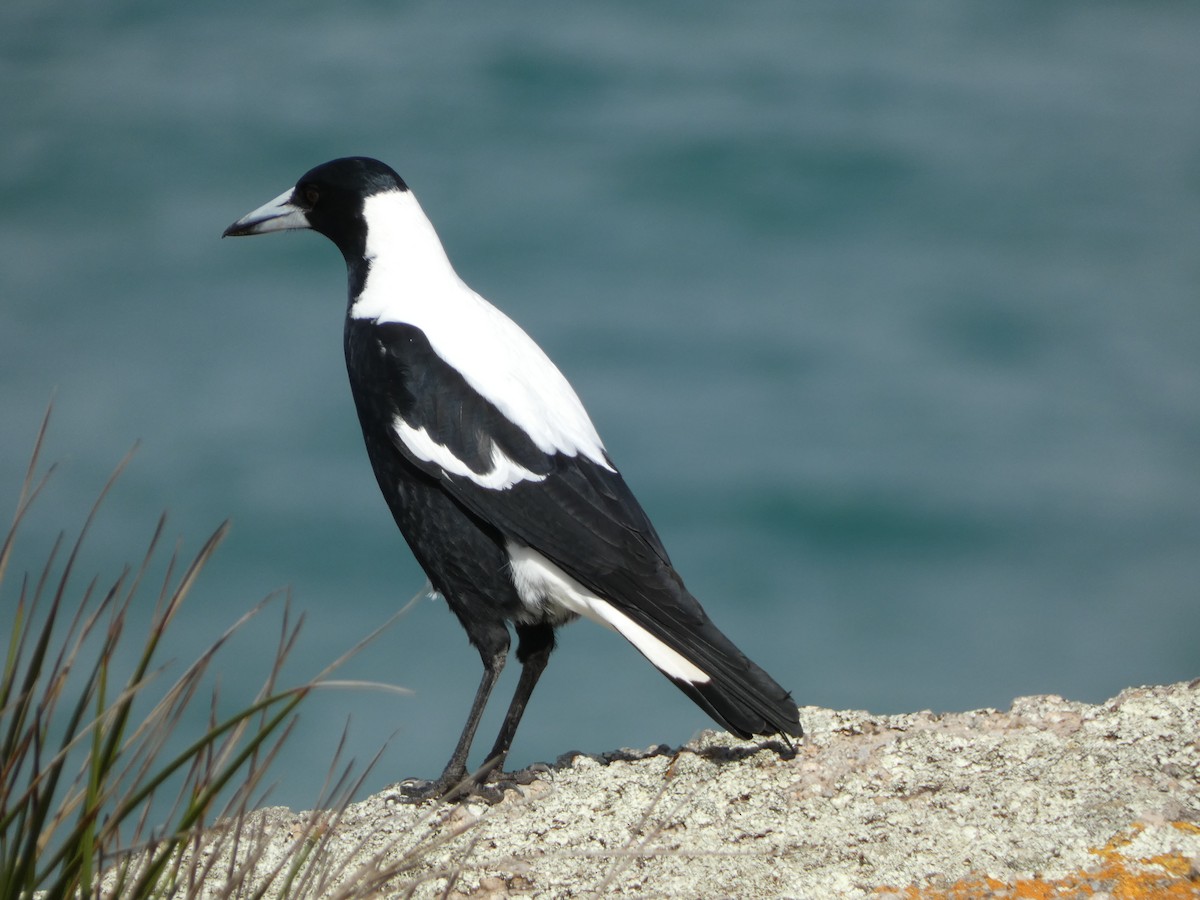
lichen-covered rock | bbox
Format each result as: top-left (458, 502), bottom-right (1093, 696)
top-left (130, 681), bottom-right (1200, 898)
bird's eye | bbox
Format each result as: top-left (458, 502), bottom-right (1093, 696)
top-left (297, 185), bottom-right (320, 209)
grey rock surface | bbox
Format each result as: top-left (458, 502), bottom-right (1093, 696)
top-left (152, 681), bottom-right (1200, 898)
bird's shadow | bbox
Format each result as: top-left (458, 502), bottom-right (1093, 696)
top-left (391, 736), bottom-right (798, 806)
top-left (556, 734), bottom-right (797, 770)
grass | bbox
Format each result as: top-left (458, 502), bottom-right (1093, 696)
top-left (0, 409), bottom-right (427, 899)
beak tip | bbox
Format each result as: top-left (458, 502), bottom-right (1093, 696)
top-left (222, 220), bottom-right (250, 238)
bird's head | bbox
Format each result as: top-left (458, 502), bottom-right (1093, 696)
top-left (223, 157), bottom-right (409, 263)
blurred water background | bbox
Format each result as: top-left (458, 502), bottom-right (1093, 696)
top-left (2, 2), bottom-right (1198, 811)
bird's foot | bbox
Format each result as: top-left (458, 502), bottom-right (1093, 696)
top-left (395, 761), bottom-right (549, 805)
top-left (396, 772), bottom-right (487, 804)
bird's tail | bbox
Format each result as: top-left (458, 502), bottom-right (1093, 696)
top-left (613, 585), bottom-right (802, 741)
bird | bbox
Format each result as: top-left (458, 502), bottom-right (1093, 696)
top-left (223, 156), bottom-right (801, 797)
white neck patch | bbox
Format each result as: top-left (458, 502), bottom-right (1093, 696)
top-left (349, 190), bottom-right (463, 321)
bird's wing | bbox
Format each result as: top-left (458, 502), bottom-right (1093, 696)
top-left (359, 320), bottom-right (801, 739)
top-left (364, 320), bottom-right (686, 604)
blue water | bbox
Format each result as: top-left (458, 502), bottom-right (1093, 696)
top-left (2, 3), bottom-right (1198, 812)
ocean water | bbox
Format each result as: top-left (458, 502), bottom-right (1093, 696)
top-left (2, 2), bottom-right (1198, 812)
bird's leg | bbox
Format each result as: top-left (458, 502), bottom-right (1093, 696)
top-left (479, 622), bottom-right (555, 782)
top-left (438, 648), bottom-right (505, 784)
top-left (403, 630), bottom-right (508, 801)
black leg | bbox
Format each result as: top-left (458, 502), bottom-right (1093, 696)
top-left (435, 645), bottom-right (506, 788)
top-left (403, 616), bottom-right (510, 800)
top-left (479, 622), bottom-right (556, 779)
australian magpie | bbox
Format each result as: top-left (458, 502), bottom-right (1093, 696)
top-left (224, 157), bottom-right (801, 796)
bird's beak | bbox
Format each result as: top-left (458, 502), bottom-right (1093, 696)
top-left (222, 188), bottom-right (310, 237)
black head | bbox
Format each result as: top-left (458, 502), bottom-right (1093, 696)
top-left (223, 157), bottom-right (409, 262)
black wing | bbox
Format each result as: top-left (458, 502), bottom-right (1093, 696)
top-left (361, 320), bottom-right (801, 738)
top-left (368, 321), bottom-right (677, 591)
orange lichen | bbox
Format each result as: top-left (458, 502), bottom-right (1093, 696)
top-left (875, 823), bottom-right (1200, 899)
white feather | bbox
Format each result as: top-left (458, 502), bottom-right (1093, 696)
top-left (506, 543), bottom-right (711, 684)
top-left (392, 417), bottom-right (547, 490)
top-left (351, 190), bottom-right (613, 471)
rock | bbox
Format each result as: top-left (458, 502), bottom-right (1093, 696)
top-left (125, 681), bottom-right (1200, 898)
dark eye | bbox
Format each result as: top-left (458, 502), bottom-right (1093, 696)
top-left (297, 185), bottom-right (319, 209)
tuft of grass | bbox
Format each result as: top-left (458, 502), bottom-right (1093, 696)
top-left (0, 408), bottom-right (422, 899)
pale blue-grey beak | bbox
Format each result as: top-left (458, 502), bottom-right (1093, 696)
top-left (223, 188), bottom-right (310, 237)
